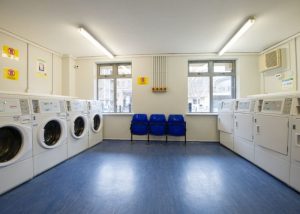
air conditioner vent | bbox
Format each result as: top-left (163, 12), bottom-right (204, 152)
top-left (265, 49), bottom-right (281, 69)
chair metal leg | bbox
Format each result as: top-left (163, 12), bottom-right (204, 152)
top-left (184, 134), bottom-right (186, 145)
top-left (147, 134), bottom-right (150, 144)
top-left (131, 133), bottom-right (134, 144)
top-left (166, 135), bottom-right (168, 143)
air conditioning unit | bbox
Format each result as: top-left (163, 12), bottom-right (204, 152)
top-left (260, 49), bottom-right (283, 72)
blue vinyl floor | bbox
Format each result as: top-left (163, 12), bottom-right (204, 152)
top-left (1, 140), bottom-right (300, 214)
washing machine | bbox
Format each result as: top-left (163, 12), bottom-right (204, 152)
top-left (66, 99), bottom-right (89, 158)
top-left (234, 98), bottom-right (256, 162)
top-left (87, 100), bottom-right (103, 148)
top-left (30, 97), bottom-right (68, 176)
top-left (218, 99), bottom-right (235, 151)
top-left (0, 95), bottom-right (33, 194)
top-left (289, 95), bottom-right (300, 191)
top-left (253, 95), bottom-right (293, 184)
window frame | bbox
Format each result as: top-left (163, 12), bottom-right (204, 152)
top-left (97, 63), bottom-right (132, 113)
top-left (188, 60), bottom-right (236, 113)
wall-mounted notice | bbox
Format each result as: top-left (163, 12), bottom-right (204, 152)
top-left (2, 45), bottom-right (19, 60)
top-left (3, 68), bottom-right (19, 80)
top-left (137, 76), bottom-right (149, 85)
top-left (282, 77), bottom-right (293, 89)
top-left (36, 59), bottom-right (47, 78)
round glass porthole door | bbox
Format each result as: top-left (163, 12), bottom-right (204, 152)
top-left (74, 117), bottom-right (85, 137)
top-left (44, 120), bottom-right (61, 146)
top-left (93, 114), bottom-right (101, 132)
top-left (0, 126), bottom-right (22, 163)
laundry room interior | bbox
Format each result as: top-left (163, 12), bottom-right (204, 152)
top-left (1, 0), bottom-right (300, 213)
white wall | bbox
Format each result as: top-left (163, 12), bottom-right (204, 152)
top-left (62, 56), bottom-right (76, 96)
top-left (260, 36), bottom-right (298, 93)
top-left (0, 31), bottom-right (63, 95)
top-left (75, 54), bottom-right (259, 141)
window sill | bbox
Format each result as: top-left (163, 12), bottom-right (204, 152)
top-left (102, 113), bottom-right (134, 116)
top-left (185, 113), bottom-right (218, 116)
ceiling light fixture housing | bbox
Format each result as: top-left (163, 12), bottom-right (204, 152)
top-left (79, 27), bottom-right (114, 59)
top-left (218, 17), bottom-right (255, 56)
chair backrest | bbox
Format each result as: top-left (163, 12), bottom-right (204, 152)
top-left (167, 114), bottom-right (186, 136)
top-left (132, 114), bottom-right (148, 122)
top-left (131, 114), bottom-right (148, 135)
top-left (168, 114), bottom-right (185, 123)
top-left (149, 114), bottom-right (166, 122)
top-left (149, 114), bottom-right (166, 135)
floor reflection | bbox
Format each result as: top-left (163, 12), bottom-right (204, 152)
top-left (95, 155), bottom-right (136, 197)
top-left (182, 157), bottom-right (224, 204)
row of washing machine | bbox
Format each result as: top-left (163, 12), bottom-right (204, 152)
top-left (0, 93), bottom-right (103, 195)
top-left (218, 93), bottom-right (300, 192)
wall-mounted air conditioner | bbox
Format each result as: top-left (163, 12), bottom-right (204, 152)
top-left (259, 48), bottom-right (285, 72)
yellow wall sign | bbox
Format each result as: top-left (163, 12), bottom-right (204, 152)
top-left (3, 68), bottom-right (19, 80)
top-left (137, 76), bottom-right (149, 85)
top-left (2, 45), bottom-right (20, 60)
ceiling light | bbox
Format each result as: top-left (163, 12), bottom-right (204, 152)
top-left (79, 27), bottom-right (114, 59)
top-left (218, 17), bottom-right (255, 56)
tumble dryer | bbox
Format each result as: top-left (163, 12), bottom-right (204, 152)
top-left (0, 95), bottom-right (33, 194)
top-left (87, 100), bottom-right (103, 148)
top-left (66, 99), bottom-right (89, 158)
top-left (218, 99), bottom-right (235, 151)
top-left (30, 97), bottom-right (68, 175)
top-left (254, 96), bottom-right (293, 184)
top-left (290, 95), bottom-right (300, 191)
top-left (234, 98), bottom-right (256, 162)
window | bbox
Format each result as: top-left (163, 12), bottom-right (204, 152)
top-left (97, 63), bottom-right (132, 113)
top-left (188, 60), bottom-right (235, 113)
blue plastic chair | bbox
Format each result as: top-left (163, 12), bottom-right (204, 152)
top-left (167, 114), bottom-right (186, 144)
top-left (149, 114), bottom-right (167, 142)
top-left (130, 114), bottom-right (149, 142)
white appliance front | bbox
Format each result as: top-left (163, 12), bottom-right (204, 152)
top-left (88, 100), bottom-right (103, 148)
top-left (0, 97), bottom-right (33, 194)
top-left (254, 114), bottom-right (291, 184)
top-left (67, 99), bottom-right (89, 158)
top-left (31, 98), bottom-right (68, 176)
top-left (290, 118), bottom-right (300, 191)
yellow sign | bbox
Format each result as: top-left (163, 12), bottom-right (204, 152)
top-left (3, 68), bottom-right (19, 80)
top-left (2, 45), bottom-right (20, 60)
top-left (137, 76), bottom-right (149, 85)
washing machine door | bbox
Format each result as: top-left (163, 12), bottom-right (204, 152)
top-left (0, 124), bottom-right (31, 167)
top-left (39, 118), bottom-right (67, 149)
top-left (71, 115), bottom-right (87, 139)
top-left (91, 113), bottom-right (102, 133)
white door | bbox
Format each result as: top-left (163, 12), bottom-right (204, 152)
top-left (254, 114), bottom-right (289, 155)
top-left (218, 113), bottom-right (233, 133)
top-left (234, 113), bottom-right (253, 142)
top-left (291, 118), bottom-right (300, 162)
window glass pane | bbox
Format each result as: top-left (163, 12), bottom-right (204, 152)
top-left (100, 66), bottom-right (113, 75)
top-left (213, 76), bottom-right (232, 112)
top-left (98, 79), bottom-right (114, 112)
top-left (188, 77), bottom-right (210, 112)
top-left (214, 62), bottom-right (233, 73)
top-left (118, 65), bottom-right (131, 75)
top-left (189, 62), bottom-right (208, 73)
top-left (117, 78), bottom-right (132, 113)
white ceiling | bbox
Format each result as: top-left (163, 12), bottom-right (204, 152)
top-left (0, 0), bottom-right (300, 57)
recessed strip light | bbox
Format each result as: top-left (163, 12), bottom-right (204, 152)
top-left (218, 17), bottom-right (255, 56)
top-left (79, 27), bottom-right (114, 59)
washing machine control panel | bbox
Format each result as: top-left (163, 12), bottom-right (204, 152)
top-left (67, 100), bottom-right (87, 113)
top-left (262, 98), bottom-right (292, 114)
top-left (32, 100), bottom-right (61, 114)
top-left (0, 98), bottom-right (22, 115)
